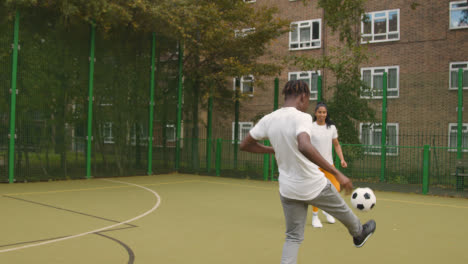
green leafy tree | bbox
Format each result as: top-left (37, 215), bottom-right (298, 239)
top-left (1, 0), bottom-right (289, 176)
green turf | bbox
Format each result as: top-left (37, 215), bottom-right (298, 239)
top-left (0, 174), bottom-right (467, 263)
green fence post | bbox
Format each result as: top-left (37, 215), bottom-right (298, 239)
top-left (271, 78), bottom-right (279, 181)
top-left (422, 145), bottom-right (430, 195)
top-left (215, 138), bottom-right (222, 176)
top-left (8, 11), bottom-right (20, 183)
top-left (457, 68), bottom-right (463, 160)
top-left (274, 77), bottom-right (279, 110)
top-left (456, 68), bottom-right (464, 190)
top-left (234, 87), bottom-right (240, 170)
top-left (380, 72), bottom-right (388, 182)
top-left (147, 33), bottom-right (156, 175)
top-left (175, 40), bottom-right (184, 171)
top-left (333, 145), bottom-right (341, 170)
top-left (317, 75), bottom-right (322, 102)
top-left (263, 140), bottom-right (270, 181)
top-left (206, 89), bottom-right (213, 172)
top-left (86, 22), bottom-right (96, 179)
top-left (191, 82), bottom-right (200, 173)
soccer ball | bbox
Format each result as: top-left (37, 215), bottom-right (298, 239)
top-left (350, 187), bottom-right (376, 211)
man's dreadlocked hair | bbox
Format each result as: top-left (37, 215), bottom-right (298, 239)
top-left (282, 80), bottom-right (310, 100)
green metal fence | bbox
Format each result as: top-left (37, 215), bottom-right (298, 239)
top-left (0, 9), bottom-right (12, 182)
top-left (0, 10), bottom-right (180, 182)
top-left (1, 9), bottom-right (467, 197)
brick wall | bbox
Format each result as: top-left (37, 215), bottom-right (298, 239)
top-left (209, 0), bottom-right (468, 145)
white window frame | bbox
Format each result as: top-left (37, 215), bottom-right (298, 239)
top-left (233, 75), bottom-right (254, 96)
top-left (288, 71), bottom-right (320, 100)
top-left (102, 122), bottom-right (114, 144)
top-left (130, 123), bottom-right (148, 146)
top-left (448, 123), bottom-right (468, 152)
top-left (449, 62), bottom-right (468, 90)
top-left (360, 66), bottom-right (399, 99)
top-left (154, 123), bottom-right (182, 147)
top-left (235, 28), bottom-right (255, 38)
top-left (165, 124), bottom-right (176, 142)
top-left (243, 0), bottom-right (256, 3)
top-left (361, 9), bottom-right (400, 43)
top-left (289, 19), bottom-right (321, 50)
top-left (360, 123), bottom-right (399, 156)
top-left (450, 1), bottom-right (468, 29)
top-left (232, 122), bottom-right (254, 143)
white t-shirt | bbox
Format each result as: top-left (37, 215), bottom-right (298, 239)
top-left (249, 107), bottom-right (327, 201)
top-left (310, 122), bottom-right (338, 165)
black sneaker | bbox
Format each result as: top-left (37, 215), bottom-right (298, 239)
top-left (353, 220), bottom-right (376, 248)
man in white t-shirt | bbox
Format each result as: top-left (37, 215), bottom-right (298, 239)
top-left (240, 80), bottom-right (376, 264)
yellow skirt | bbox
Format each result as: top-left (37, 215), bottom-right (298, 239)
top-left (312, 167), bottom-right (340, 212)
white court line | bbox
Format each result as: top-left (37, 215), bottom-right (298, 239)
top-left (0, 179), bottom-right (161, 253)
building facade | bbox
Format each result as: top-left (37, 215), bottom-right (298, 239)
top-left (214, 0), bottom-right (468, 150)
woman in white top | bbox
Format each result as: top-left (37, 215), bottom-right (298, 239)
top-left (310, 102), bottom-right (348, 228)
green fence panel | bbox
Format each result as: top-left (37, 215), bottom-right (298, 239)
top-left (1, 10), bottom-right (467, 196)
top-left (216, 139), bottom-right (263, 180)
top-left (149, 36), bottom-right (179, 174)
top-left (340, 144), bottom-right (424, 185)
top-left (13, 9), bottom-right (88, 182)
top-left (430, 146), bottom-right (468, 192)
top-left (0, 10), bottom-right (13, 182)
top-left (91, 29), bottom-right (151, 178)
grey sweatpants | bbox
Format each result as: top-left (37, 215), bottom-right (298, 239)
top-left (280, 181), bottom-right (362, 264)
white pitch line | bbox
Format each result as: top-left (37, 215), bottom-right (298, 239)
top-left (0, 179), bottom-right (161, 253)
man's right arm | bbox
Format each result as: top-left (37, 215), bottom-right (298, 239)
top-left (297, 132), bottom-right (353, 194)
top-left (240, 133), bottom-right (275, 154)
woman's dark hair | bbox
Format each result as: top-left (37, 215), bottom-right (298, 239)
top-left (313, 102), bottom-right (335, 128)
top-left (282, 80), bottom-right (310, 99)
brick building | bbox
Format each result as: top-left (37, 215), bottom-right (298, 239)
top-left (210, 0), bottom-right (468, 150)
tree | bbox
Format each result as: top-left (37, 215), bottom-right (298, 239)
top-left (1, 0), bottom-right (290, 176)
top-left (293, 0), bottom-right (376, 144)
top-left (155, 0), bottom-right (289, 171)
top-left (3, 0), bottom-right (289, 113)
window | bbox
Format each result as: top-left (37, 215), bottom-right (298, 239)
top-left (233, 76), bottom-right (254, 96)
top-left (361, 66), bottom-right (399, 98)
top-left (360, 123), bottom-right (399, 155)
top-left (165, 124), bottom-right (176, 142)
top-left (235, 28), bottom-right (255, 38)
top-left (448, 123), bottom-right (468, 151)
top-left (289, 71), bottom-right (320, 100)
top-left (72, 124), bottom-right (85, 152)
top-left (102, 122), bottom-right (114, 144)
top-left (449, 62), bottom-right (468, 90)
top-left (130, 123), bottom-right (148, 146)
top-left (361, 9), bottom-right (399, 43)
top-left (232, 122), bottom-right (253, 143)
top-left (154, 123), bottom-right (182, 147)
top-left (289, 19), bottom-right (321, 50)
top-left (450, 1), bottom-right (468, 29)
